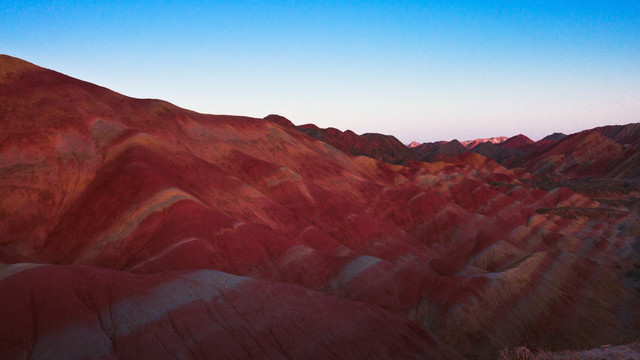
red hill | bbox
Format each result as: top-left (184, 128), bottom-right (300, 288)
top-left (1, 55), bottom-right (639, 359)
top-left (412, 139), bottom-right (470, 161)
top-left (594, 123), bottom-right (640, 148)
top-left (264, 114), bottom-right (420, 164)
top-left (523, 130), bottom-right (640, 179)
top-left (499, 134), bottom-right (534, 149)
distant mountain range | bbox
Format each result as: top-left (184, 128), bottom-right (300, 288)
top-left (267, 113), bottom-right (640, 180)
top-left (460, 136), bottom-right (509, 148)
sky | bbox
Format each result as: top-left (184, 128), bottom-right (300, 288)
top-left (1, 1), bottom-right (639, 143)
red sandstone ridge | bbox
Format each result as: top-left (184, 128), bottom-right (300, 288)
top-left (433, 128), bottom-right (640, 178)
top-left (593, 123), bottom-right (640, 149)
top-left (521, 130), bottom-right (640, 180)
top-left (499, 134), bottom-right (534, 150)
top-left (1, 54), bottom-right (640, 359)
top-left (412, 139), bottom-right (469, 162)
top-left (264, 114), bottom-right (421, 164)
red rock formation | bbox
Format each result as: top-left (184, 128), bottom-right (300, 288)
top-left (412, 139), bottom-right (469, 161)
top-left (464, 127), bottom-right (640, 179)
top-left (593, 123), bottom-right (640, 149)
top-left (461, 136), bottom-right (509, 149)
top-left (1, 264), bottom-right (462, 359)
top-left (1, 55), bottom-right (639, 359)
top-left (522, 130), bottom-right (640, 180)
top-left (500, 134), bottom-right (534, 150)
top-left (264, 114), bottom-right (420, 164)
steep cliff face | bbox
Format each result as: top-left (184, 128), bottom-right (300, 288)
top-left (1, 55), bottom-right (639, 359)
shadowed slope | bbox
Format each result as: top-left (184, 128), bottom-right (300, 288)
top-left (412, 140), bottom-right (468, 161)
top-left (594, 123), bottom-right (640, 149)
top-left (522, 130), bottom-right (640, 180)
top-left (264, 114), bottom-right (420, 164)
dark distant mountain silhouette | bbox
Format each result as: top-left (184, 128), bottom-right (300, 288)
top-left (264, 114), bottom-right (421, 164)
top-left (542, 132), bottom-right (567, 141)
top-left (412, 139), bottom-right (468, 161)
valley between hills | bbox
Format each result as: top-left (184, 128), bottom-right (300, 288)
top-left (1, 54), bottom-right (639, 359)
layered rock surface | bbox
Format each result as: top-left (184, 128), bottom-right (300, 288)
top-left (1, 55), bottom-right (639, 359)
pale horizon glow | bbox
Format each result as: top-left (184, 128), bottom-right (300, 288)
top-left (2, 1), bottom-right (639, 143)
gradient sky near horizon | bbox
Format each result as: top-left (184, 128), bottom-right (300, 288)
top-left (2, 1), bottom-right (639, 143)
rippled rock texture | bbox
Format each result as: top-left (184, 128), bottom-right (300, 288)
top-left (1, 55), bottom-right (639, 359)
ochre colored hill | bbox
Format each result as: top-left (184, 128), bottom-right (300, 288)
top-left (1, 55), bottom-right (640, 359)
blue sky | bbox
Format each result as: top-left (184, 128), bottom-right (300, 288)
top-left (2, 1), bottom-right (639, 143)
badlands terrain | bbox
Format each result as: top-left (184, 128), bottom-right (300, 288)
top-left (1, 55), bottom-right (639, 359)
